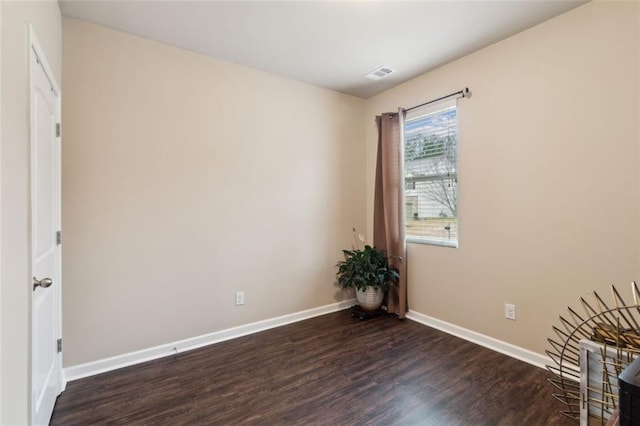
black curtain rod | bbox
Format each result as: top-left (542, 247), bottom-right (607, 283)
top-left (403, 87), bottom-right (471, 113)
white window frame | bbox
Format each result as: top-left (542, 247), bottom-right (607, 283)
top-left (403, 98), bottom-right (458, 248)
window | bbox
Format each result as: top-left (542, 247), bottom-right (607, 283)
top-left (404, 99), bottom-right (458, 247)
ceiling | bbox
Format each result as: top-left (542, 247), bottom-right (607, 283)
top-left (59, 1), bottom-right (586, 99)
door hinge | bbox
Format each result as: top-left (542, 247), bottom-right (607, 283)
top-left (57, 338), bottom-right (62, 353)
top-left (56, 231), bottom-right (61, 245)
top-left (56, 123), bottom-right (61, 138)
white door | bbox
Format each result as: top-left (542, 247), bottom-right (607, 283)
top-left (30, 38), bottom-right (62, 426)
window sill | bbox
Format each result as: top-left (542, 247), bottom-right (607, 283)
top-left (406, 237), bottom-right (458, 248)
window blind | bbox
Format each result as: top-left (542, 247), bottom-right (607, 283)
top-left (403, 98), bottom-right (458, 247)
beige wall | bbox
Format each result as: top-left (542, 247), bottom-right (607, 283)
top-left (365, 1), bottom-right (640, 355)
top-left (62, 18), bottom-right (365, 366)
top-left (1, 1), bottom-right (62, 424)
top-left (58, 0), bottom-right (640, 373)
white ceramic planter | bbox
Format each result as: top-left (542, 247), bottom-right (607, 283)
top-left (356, 286), bottom-right (384, 311)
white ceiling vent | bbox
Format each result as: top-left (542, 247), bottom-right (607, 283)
top-left (365, 66), bottom-right (395, 81)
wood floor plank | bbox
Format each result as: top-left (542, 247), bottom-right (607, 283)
top-left (51, 310), bottom-right (574, 425)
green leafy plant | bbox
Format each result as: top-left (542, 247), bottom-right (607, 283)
top-left (336, 245), bottom-right (399, 292)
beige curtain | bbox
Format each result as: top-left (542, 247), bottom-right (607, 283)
top-left (374, 111), bottom-right (408, 318)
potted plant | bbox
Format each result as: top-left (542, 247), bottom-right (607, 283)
top-left (336, 244), bottom-right (399, 312)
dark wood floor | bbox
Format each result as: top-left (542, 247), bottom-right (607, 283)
top-left (51, 310), bottom-right (574, 425)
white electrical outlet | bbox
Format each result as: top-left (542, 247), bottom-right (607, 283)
top-left (235, 291), bottom-right (245, 306)
top-left (505, 303), bottom-right (516, 320)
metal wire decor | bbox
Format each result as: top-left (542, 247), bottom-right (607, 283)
top-left (547, 282), bottom-right (640, 422)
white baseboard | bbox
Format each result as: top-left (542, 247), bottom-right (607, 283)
top-left (405, 309), bottom-right (550, 370)
top-left (64, 301), bottom-right (549, 383)
top-left (64, 298), bottom-right (356, 382)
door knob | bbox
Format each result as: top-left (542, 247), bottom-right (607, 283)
top-left (33, 277), bottom-right (53, 291)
